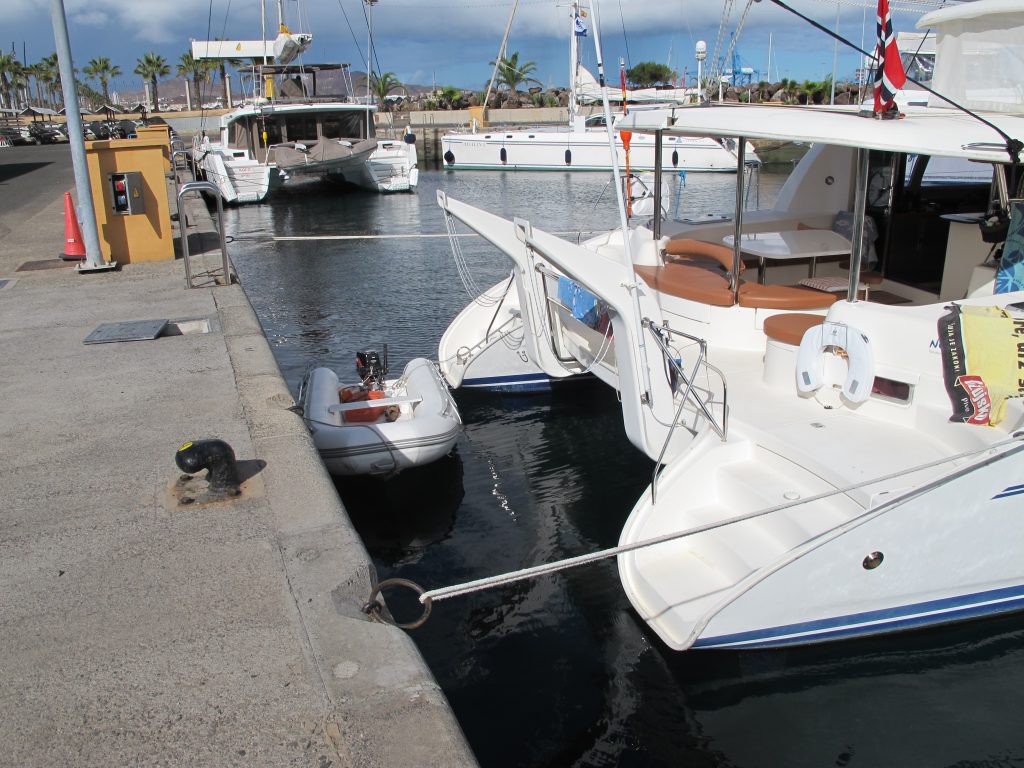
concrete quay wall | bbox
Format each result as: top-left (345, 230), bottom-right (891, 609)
top-left (0, 144), bottom-right (477, 767)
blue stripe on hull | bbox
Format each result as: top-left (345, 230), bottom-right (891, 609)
top-left (692, 583), bottom-right (1024, 649)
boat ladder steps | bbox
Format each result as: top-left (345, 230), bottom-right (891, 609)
top-left (644, 468), bottom-right (857, 585)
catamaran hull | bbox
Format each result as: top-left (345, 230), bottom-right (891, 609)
top-left (442, 131), bottom-right (755, 172)
top-left (439, 278), bottom-right (576, 392)
top-left (195, 149), bottom-right (277, 204)
top-left (619, 438), bottom-right (1024, 651)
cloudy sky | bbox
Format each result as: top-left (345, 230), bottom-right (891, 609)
top-left (4, 0), bottom-right (942, 96)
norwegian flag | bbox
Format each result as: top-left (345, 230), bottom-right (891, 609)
top-left (873, 0), bottom-right (907, 112)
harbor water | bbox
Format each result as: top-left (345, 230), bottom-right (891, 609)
top-left (223, 170), bottom-right (1024, 767)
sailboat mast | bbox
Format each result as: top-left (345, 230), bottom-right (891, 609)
top-left (366, 0), bottom-right (376, 137)
top-left (483, 0), bottom-right (518, 114)
top-left (569, 0), bottom-right (580, 129)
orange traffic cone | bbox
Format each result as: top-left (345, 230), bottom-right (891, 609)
top-left (60, 191), bottom-right (86, 261)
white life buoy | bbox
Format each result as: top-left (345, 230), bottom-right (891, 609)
top-left (795, 321), bottom-right (874, 404)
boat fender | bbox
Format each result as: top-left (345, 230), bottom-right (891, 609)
top-left (443, 150), bottom-right (455, 165)
top-left (565, 149), bottom-right (572, 165)
top-left (175, 439), bottom-right (240, 495)
top-left (404, 130), bottom-right (417, 145)
top-left (672, 149), bottom-right (679, 167)
top-left (500, 147), bottom-right (507, 164)
top-left (795, 321), bottom-right (874, 404)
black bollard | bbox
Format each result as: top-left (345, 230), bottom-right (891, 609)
top-left (175, 439), bottom-right (240, 495)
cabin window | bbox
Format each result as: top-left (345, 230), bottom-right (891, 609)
top-left (871, 377), bottom-right (911, 403)
top-left (285, 115), bottom-right (318, 142)
top-left (322, 116), bottom-right (343, 139)
top-left (262, 117), bottom-right (283, 146)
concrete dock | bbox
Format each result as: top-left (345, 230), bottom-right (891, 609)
top-left (0, 145), bottom-right (477, 767)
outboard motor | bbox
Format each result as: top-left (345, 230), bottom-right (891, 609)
top-left (356, 346), bottom-right (388, 388)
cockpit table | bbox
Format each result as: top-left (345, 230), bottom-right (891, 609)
top-left (723, 230), bottom-right (853, 284)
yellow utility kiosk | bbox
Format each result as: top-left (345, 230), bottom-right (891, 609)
top-left (85, 125), bottom-right (174, 264)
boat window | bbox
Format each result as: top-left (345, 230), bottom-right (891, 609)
top-left (900, 52), bottom-right (934, 85)
top-left (871, 377), bottom-right (911, 403)
top-left (907, 154), bottom-right (994, 187)
top-left (262, 117), bottom-right (283, 146)
top-left (585, 115), bottom-right (607, 127)
top-left (285, 115), bottom-right (318, 142)
top-left (872, 151), bottom-right (993, 291)
top-left (322, 116), bottom-right (343, 139)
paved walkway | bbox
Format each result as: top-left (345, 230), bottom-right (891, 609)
top-left (0, 144), bottom-right (476, 767)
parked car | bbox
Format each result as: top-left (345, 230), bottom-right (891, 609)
top-left (0, 126), bottom-right (37, 145)
top-left (60, 123), bottom-right (97, 141)
top-left (28, 123), bottom-right (67, 144)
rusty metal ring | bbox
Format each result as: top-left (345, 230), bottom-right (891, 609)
top-left (363, 578), bottom-right (432, 630)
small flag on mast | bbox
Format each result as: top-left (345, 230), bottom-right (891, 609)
top-left (873, 0), bottom-right (907, 113)
top-left (574, 14), bottom-right (588, 37)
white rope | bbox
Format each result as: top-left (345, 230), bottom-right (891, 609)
top-left (419, 434), bottom-right (1024, 604)
top-left (444, 209), bottom-right (507, 306)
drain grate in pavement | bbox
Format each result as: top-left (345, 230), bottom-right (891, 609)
top-left (83, 319), bottom-right (169, 344)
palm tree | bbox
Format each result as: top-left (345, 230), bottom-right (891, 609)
top-left (134, 52), bottom-right (169, 110)
top-left (438, 85), bottom-right (462, 110)
top-left (0, 52), bottom-right (18, 109)
top-left (176, 52), bottom-right (212, 108)
top-left (83, 57), bottom-right (121, 105)
top-left (36, 53), bottom-right (60, 107)
top-left (489, 51), bottom-right (541, 98)
top-left (6, 59), bottom-right (29, 110)
top-left (362, 71), bottom-right (407, 111)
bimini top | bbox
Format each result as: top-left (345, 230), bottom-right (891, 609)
top-left (616, 103), bottom-right (1024, 164)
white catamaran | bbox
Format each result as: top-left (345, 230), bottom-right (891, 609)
top-left (436, 0), bottom-right (1024, 649)
top-left (191, 6), bottom-right (417, 203)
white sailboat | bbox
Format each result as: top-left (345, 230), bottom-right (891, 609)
top-left (437, 0), bottom-right (1024, 649)
top-left (440, 0), bottom-right (756, 173)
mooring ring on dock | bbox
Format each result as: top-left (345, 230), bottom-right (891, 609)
top-left (363, 578), bottom-right (432, 630)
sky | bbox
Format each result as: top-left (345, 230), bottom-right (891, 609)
top-left (2, 0), bottom-right (946, 97)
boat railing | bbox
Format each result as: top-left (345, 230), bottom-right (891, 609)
top-left (642, 318), bottom-right (728, 502)
top-left (534, 264), bottom-right (608, 369)
top-left (453, 312), bottom-right (523, 367)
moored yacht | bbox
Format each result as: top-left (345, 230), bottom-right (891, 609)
top-left (437, 0), bottom-right (1024, 649)
top-left (440, 0), bottom-right (756, 174)
top-left (192, 64), bottom-right (417, 202)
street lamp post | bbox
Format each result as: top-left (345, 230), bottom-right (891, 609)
top-left (48, 0), bottom-right (115, 272)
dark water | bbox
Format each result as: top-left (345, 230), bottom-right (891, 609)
top-left (223, 171), bottom-right (1024, 768)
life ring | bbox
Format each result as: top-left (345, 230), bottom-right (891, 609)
top-left (795, 321), bottom-right (874, 404)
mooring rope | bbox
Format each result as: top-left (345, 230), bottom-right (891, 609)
top-left (363, 434), bottom-right (1024, 627)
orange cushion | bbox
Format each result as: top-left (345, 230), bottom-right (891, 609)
top-left (635, 263), bottom-right (735, 306)
top-left (763, 313), bottom-right (825, 346)
top-left (738, 283), bottom-right (838, 310)
top-left (664, 238), bottom-right (745, 273)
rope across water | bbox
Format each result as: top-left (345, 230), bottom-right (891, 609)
top-left (363, 434), bottom-right (1024, 628)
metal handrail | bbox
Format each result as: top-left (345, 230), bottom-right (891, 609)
top-left (642, 318), bottom-right (728, 503)
top-left (176, 181), bottom-right (231, 289)
top-left (169, 147), bottom-right (193, 222)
